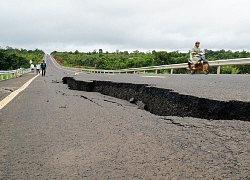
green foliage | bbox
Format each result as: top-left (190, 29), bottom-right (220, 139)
top-left (221, 66), bottom-right (233, 74)
top-left (221, 66), bottom-right (240, 74)
top-left (51, 50), bottom-right (189, 70)
top-left (208, 67), bottom-right (218, 74)
top-left (231, 67), bottom-right (240, 74)
top-left (0, 47), bottom-right (45, 70)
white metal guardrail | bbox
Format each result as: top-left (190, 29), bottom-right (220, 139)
top-left (78, 58), bottom-right (250, 74)
top-left (0, 68), bottom-right (31, 81)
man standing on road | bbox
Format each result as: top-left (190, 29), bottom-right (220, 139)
top-left (41, 60), bottom-right (47, 76)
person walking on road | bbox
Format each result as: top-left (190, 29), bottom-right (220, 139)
top-left (30, 63), bottom-right (35, 73)
top-left (36, 63), bottom-right (40, 74)
top-left (41, 60), bottom-right (47, 76)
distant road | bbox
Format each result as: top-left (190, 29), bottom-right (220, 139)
top-left (0, 55), bottom-right (249, 179)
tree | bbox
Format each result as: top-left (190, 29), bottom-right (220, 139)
top-left (0, 47), bottom-right (45, 70)
top-left (152, 51), bottom-right (171, 65)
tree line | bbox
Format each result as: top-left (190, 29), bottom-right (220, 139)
top-left (51, 49), bottom-right (250, 74)
top-left (0, 47), bottom-right (45, 70)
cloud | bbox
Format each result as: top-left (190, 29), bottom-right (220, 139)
top-left (1, 0), bottom-right (250, 53)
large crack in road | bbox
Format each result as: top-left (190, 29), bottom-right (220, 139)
top-left (62, 77), bottom-right (250, 121)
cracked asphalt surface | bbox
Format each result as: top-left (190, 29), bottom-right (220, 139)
top-left (0, 56), bottom-right (250, 179)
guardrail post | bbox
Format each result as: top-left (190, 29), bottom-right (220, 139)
top-left (1, 74), bottom-right (3, 81)
top-left (217, 66), bottom-right (221, 74)
top-left (170, 69), bottom-right (173, 74)
top-left (155, 70), bottom-right (158, 74)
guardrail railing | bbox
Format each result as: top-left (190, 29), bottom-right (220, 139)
top-left (79, 58), bottom-right (250, 74)
top-left (0, 68), bottom-right (31, 81)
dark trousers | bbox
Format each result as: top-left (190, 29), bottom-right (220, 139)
top-left (42, 68), bottom-right (46, 76)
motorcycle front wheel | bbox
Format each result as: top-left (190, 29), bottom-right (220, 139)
top-left (203, 62), bottom-right (209, 75)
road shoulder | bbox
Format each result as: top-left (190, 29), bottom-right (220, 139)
top-left (0, 73), bottom-right (38, 102)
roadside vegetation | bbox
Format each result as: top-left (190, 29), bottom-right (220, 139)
top-left (0, 47), bottom-right (45, 70)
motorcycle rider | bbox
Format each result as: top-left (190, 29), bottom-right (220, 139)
top-left (190, 41), bottom-right (206, 67)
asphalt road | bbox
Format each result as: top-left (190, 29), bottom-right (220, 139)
top-left (0, 55), bottom-right (249, 179)
top-left (71, 71), bottom-right (250, 103)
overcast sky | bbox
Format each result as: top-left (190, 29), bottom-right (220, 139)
top-left (1, 0), bottom-right (250, 54)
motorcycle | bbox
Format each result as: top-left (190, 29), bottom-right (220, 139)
top-left (187, 53), bottom-right (209, 74)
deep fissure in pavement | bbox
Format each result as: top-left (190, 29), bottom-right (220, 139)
top-left (62, 77), bottom-right (250, 121)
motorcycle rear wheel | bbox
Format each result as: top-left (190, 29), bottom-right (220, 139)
top-left (187, 63), bottom-right (195, 74)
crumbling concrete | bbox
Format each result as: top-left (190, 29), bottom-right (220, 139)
top-left (62, 77), bottom-right (250, 121)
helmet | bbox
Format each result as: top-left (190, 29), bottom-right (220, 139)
top-left (195, 41), bottom-right (200, 44)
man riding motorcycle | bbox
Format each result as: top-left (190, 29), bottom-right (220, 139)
top-left (190, 41), bottom-right (206, 67)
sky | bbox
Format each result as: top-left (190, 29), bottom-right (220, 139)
top-left (1, 0), bottom-right (250, 54)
